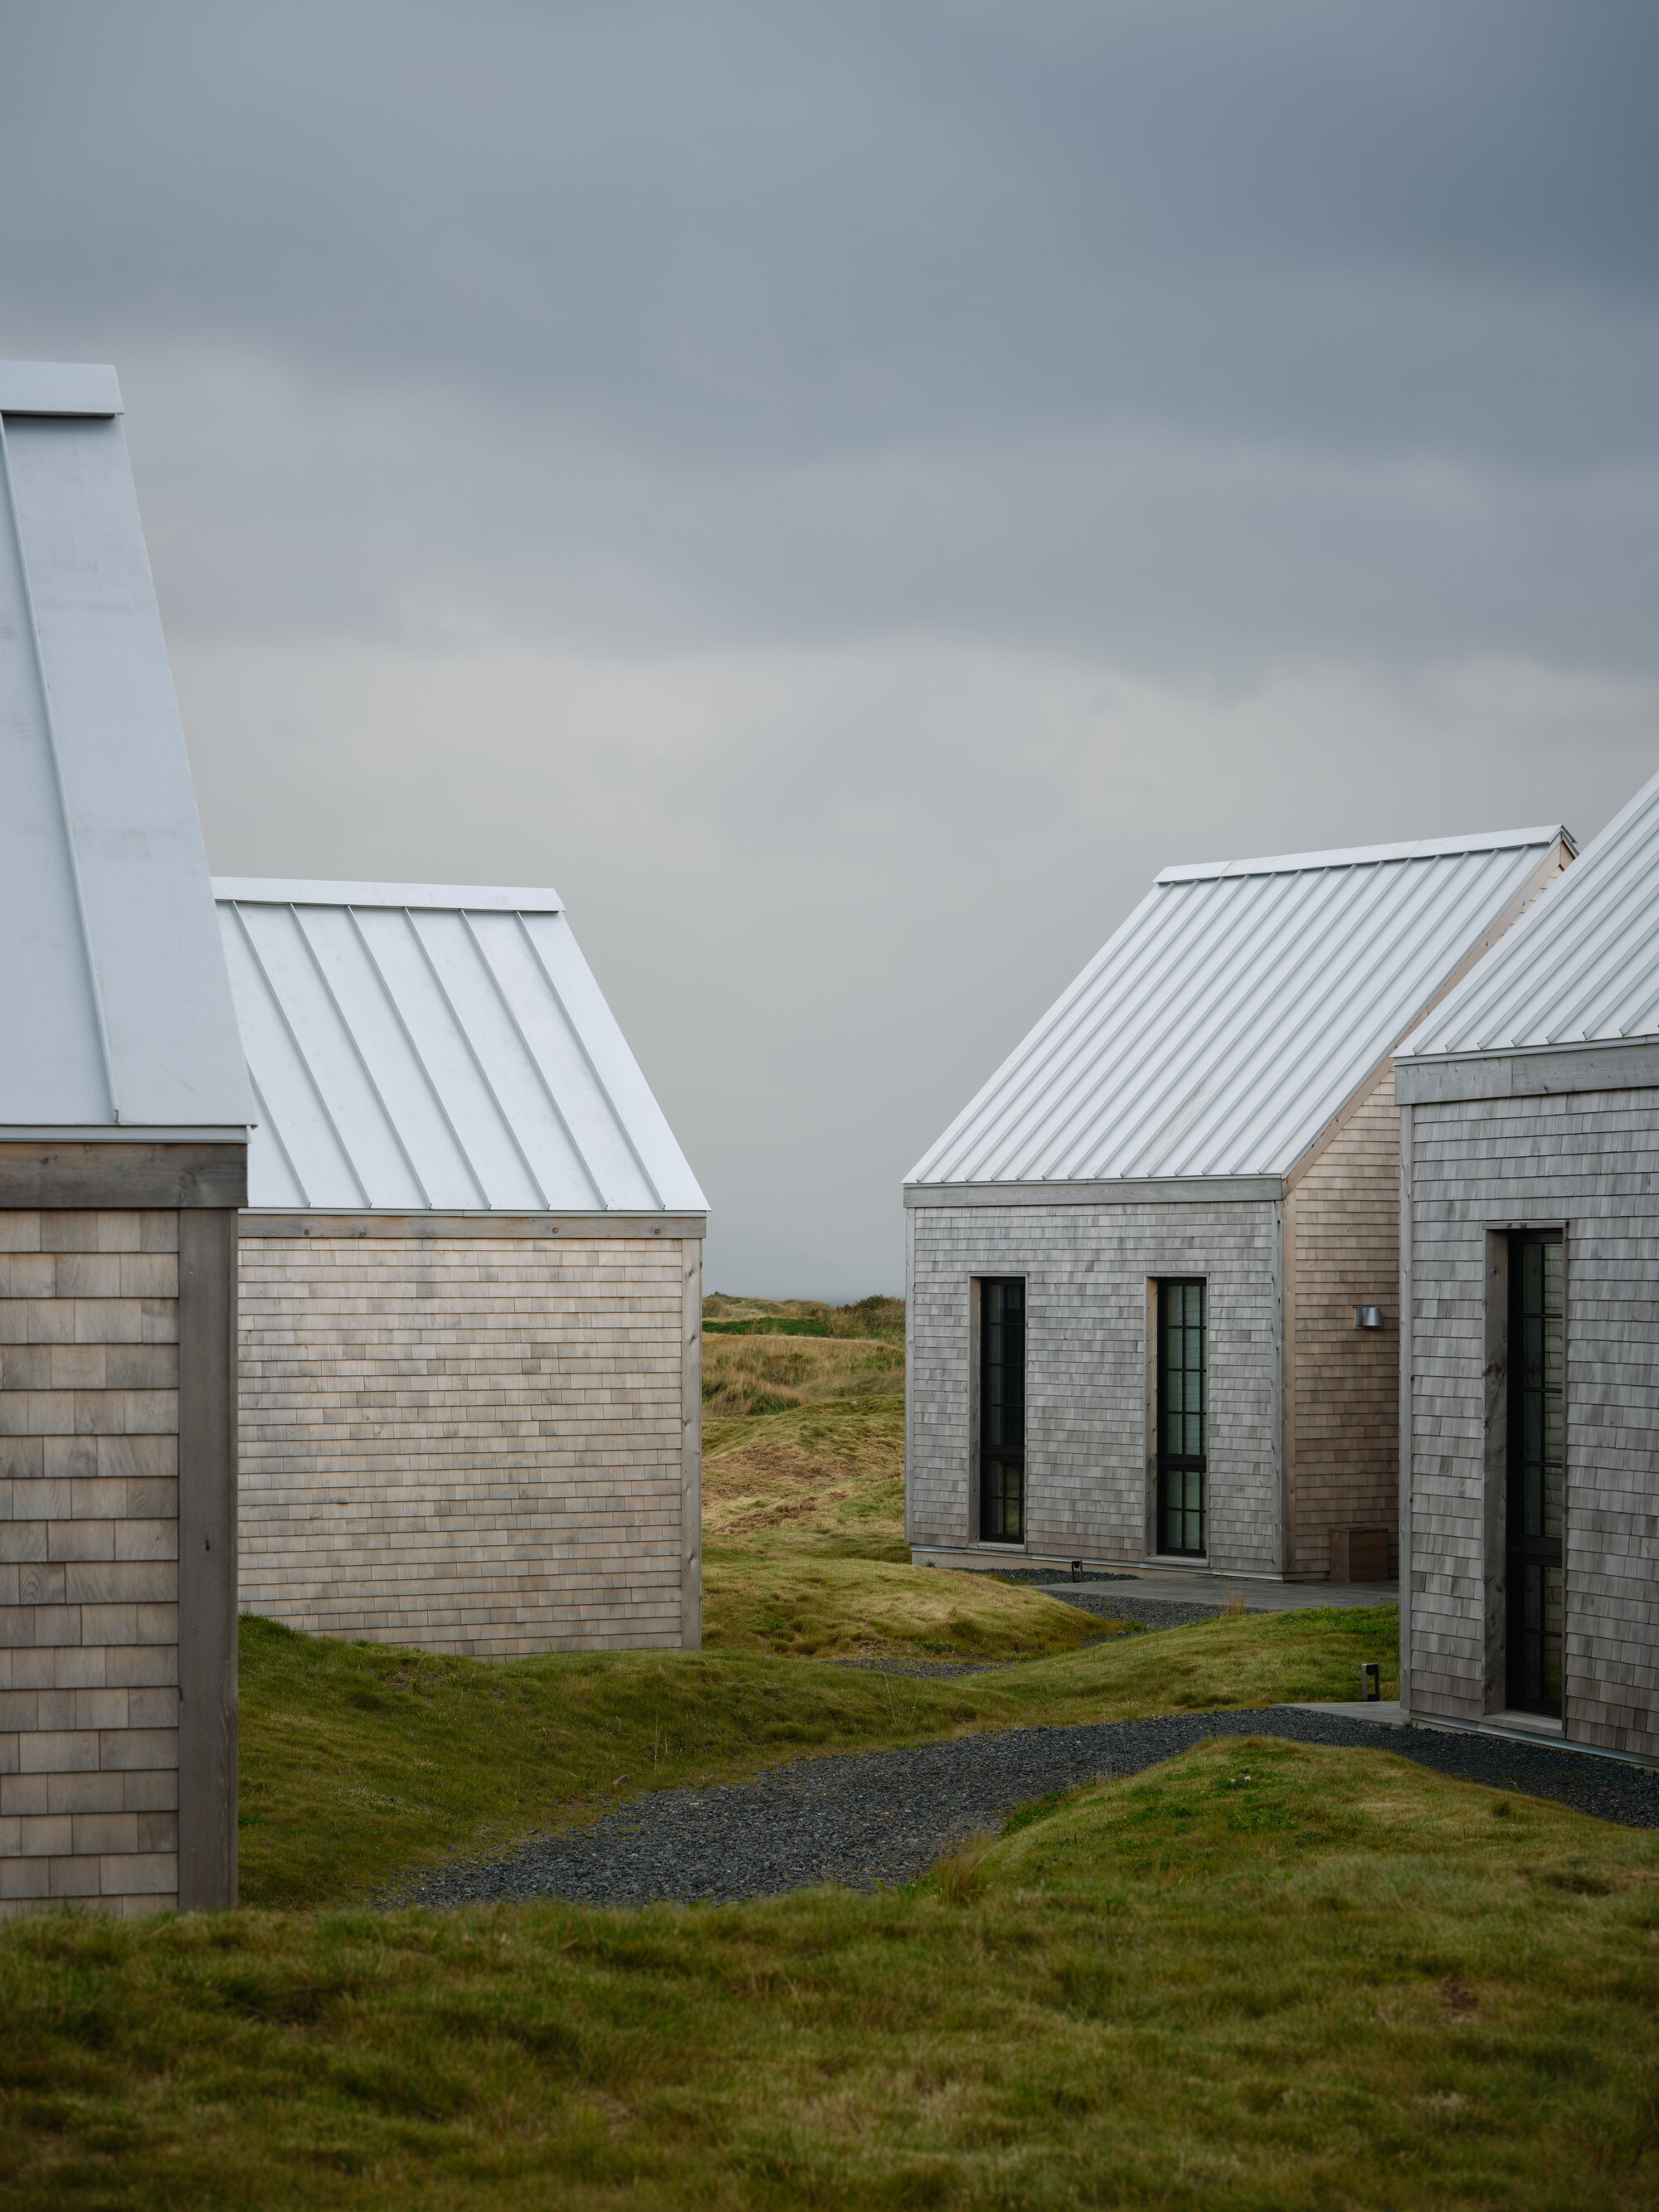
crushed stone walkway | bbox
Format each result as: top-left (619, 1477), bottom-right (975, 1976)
top-left (382, 1705), bottom-right (1659, 1913)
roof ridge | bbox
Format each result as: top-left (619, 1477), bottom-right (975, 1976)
top-left (1157, 824), bottom-right (1568, 885)
top-left (213, 876), bottom-right (563, 913)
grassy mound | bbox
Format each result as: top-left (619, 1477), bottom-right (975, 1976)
top-left (701, 1398), bottom-right (907, 1558)
top-left (700, 1332), bottom-right (902, 1419)
top-left (6, 1734), bottom-right (1656, 2209)
top-left (699, 1394), bottom-right (1114, 1660)
top-left (701, 1552), bottom-right (1119, 1660)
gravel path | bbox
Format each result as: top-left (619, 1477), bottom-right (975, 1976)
top-left (986, 1568), bottom-right (1144, 1586)
top-left (1044, 1591), bottom-right (1223, 1630)
top-left (384, 1708), bottom-right (1659, 1913)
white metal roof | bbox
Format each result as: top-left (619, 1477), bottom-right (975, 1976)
top-left (216, 880), bottom-right (707, 1214)
top-left (1400, 767), bottom-right (1659, 1060)
top-left (909, 828), bottom-right (1569, 1189)
top-left (0, 362), bottom-right (252, 1134)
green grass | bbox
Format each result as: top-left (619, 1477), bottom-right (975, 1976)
top-left (700, 1397), bottom-right (907, 1553)
top-left (6, 1733), bottom-right (1657, 2209)
top-left (698, 1294), bottom-right (904, 1416)
top-left (703, 1316), bottom-right (831, 1336)
top-left (703, 1552), bottom-right (1123, 1660)
top-left (698, 1395), bottom-right (1117, 1659)
top-left (236, 1605), bottom-right (1400, 1911)
top-left (700, 1335), bottom-right (903, 1419)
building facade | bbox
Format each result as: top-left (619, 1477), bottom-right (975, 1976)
top-left (1397, 771), bottom-right (1659, 1762)
top-left (216, 881), bottom-right (706, 1658)
top-left (907, 829), bottom-right (1572, 1581)
top-left (1, 363), bottom-right (248, 1917)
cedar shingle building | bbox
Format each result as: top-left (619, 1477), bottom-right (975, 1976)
top-left (1396, 766), bottom-right (1659, 1764)
top-left (0, 362), bottom-right (251, 1918)
top-left (216, 880), bottom-right (708, 1659)
top-left (905, 829), bottom-right (1573, 1581)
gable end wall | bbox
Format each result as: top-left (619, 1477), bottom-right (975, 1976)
top-left (907, 1197), bottom-right (1282, 1574)
top-left (237, 1229), bottom-right (694, 1658)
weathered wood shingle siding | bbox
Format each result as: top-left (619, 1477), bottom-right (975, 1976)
top-left (0, 1210), bottom-right (182, 1920)
top-left (1406, 1085), bottom-right (1659, 1759)
top-left (237, 1232), bottom-right (691, 1657)
top-left (1287, 1068), bottom-right (1401, 1577)
top-left (908, 1198), bottom-right (1283, 1573)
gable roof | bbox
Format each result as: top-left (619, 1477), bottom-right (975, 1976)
top-left (1399, 766), bottom-right (1659, 1062)
top-left (0, 362), bottom-right (251, 1134)
top-left (908, 827), bottom-right (1569, 1190)
top-left (215, 880), bottom-right (706, 1214)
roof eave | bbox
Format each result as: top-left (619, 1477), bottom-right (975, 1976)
top-left (904, 1173), bottom-right (1286, 1208)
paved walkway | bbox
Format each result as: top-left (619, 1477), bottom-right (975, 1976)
top-left (917, 1554), bottom-right (1396, 1612)
top-left (1030, 1568), bottom-right (1398, 1612)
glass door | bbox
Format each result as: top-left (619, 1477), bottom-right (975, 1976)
top-left (1157, 1278), bottom-right (1207, 1556)
top-left (979, 1277), bottom-right (1025, 1542)
top-left (1506, 1230), bottom-right (1564, 1715)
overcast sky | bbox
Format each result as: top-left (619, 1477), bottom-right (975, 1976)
top-left (5, 2), bottom-right (1657, 1292)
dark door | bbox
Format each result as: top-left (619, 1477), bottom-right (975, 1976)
top-left (1506, 1230), bottom-right (1564, 1716)
top-left (1157, 1278), bottom-right (1207, 1556)
top-left (979, 1277), bottom-right (1025, 1542)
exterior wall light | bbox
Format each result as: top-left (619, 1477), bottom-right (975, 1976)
top-left (1355, 1305), bottom-right (1384, 1330)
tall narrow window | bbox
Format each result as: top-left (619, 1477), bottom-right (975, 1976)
top-left (979, 1277), bottom-right (1025, 1543)
top-left (1507, 1230), bottom-right (1564, 1716)
top-left (1157, 1278), bottom-right (1207, 1556)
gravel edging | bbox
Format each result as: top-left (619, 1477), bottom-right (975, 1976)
top-left (379, 1706), bottom-right (1659, 1913)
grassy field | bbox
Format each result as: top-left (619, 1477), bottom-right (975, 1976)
top-left (236, 1603), bottom-right (1399, 1911)
top-left (6, 1733), bottom-right (1656, 2210)
top-left (224, 1295), bottom-right (1398, 1912)
top-left (699, 1297), bottom-right (903, 1418)
top-left (2, 1288), bottom-right (1483, 2205)
top-left (699, 1394), bottom-right (1112, 1660)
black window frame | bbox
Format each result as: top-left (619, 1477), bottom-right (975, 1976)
top-left (1506, 1228), bottom-right (1564, 1717)
top-left (977, 1276), bottom-right (1025, 1544)
top-left (1155, 1277), bottom-right (1207, 1558)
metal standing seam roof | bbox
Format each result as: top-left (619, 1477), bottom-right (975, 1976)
top-left (1399, 766), bottom-right (1659, 1060)
top-left (214, 880), bottom-right (707, 1214)
top-left (908, 828), bottom-right (1569, 1189)
top-left (0, 362), bottom-right (251, 1134)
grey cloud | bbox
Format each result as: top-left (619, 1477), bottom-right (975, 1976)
top-left (3, 2), bottom-right (1657, 465)
top-left (3, 2), bottom-right (1656, 1291)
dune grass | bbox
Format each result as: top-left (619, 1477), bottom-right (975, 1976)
top-left (700, 1397), bottom-right (907, 1557)
top-left (699, 1295), bottom-right (903, 1418)
top-left (234, 1605), bottom-right (1399, 1912)
top-left (703, 1291), bottom-right (904, 1340)
top-left (6, 1733), bottom-right (1657, 2210)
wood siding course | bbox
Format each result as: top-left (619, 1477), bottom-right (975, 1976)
top-left (237, 1232), bottom-right (690, 1657)
top-left (0, 1210), bottom-right (182, 1919)
top-left (1407, 1086), bottom-right (1659, 1760)
top-left (1287, 1069), bottom-right (1402, 1578)
top-left (907, 1198), bottom-right (1284, 1573)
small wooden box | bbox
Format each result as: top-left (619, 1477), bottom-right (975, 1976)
top-left (1329, 1527), bottom-right (1390, 1583)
